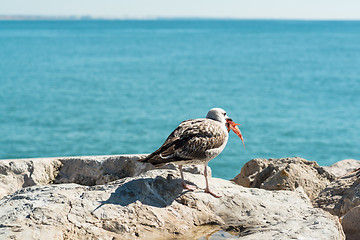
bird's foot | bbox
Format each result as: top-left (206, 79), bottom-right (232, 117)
top-left (205, 188), bottom-right (221, 198)
top-left (182, 182), bottom-right (197, 191)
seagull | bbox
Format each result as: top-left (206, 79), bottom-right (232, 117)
top-left (139, 108), bottom-right (245, 198)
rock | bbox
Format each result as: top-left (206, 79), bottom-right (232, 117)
top-left (56, 155), bottom-right (210, 186)
top-left (0, 158), bottom-right (62, 199)
top-left (232, 158), bottom-right (360, 240)
top-left (0, 155), bottom-right (209, 199)
top-left (341, 205), bottom-right (360, 240)
top-left (54, 154), bottom-right (153, 186)
top-left (314, 169), bottom-right (360, 240)
top-left (323, 159), bottom-right (360, 177)
top-left (232, 157), bottom-right (335, 200)
top-left (160, 163), bottom-right (211, 176)
top-left (0, 169), bottom-right (344, 239)
top-left (314, 171), bottom-right (360, 217)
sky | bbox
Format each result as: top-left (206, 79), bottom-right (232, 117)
top-left (1, 0), bottom-right (360, 20)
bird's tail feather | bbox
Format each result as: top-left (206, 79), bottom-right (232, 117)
top-left (138, 139), bottom-right (178, 166)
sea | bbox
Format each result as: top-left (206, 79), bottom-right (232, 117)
top-left (0, 20), bottom-right (359, 179)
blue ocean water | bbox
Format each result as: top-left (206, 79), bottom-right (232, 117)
top-left (0, 20), bottom-right (359, 179)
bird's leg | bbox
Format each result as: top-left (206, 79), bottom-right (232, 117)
top-left (204, 164), bottom-right (221, 198)
top-left (179, 165), bottom-right (197, 191)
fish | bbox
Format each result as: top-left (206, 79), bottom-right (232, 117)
top-left (226, 119), bottom-right (245, 148)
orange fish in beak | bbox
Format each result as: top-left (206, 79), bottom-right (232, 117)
top-left (226, 119), bottom-right (245, 148)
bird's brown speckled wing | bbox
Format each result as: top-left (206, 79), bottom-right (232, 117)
top-left (140, 118), bottom-right (227, 166)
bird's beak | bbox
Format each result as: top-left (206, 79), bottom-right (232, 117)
top-left (225, 116), bottom-right (232, 122)
top-left (225, 116), bottom-right (231, 132)
top-left (225, 117), bottom-right (245, 148)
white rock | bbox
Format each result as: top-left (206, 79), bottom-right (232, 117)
top-left (341, 205), bottom-right (360, 240)
top-left (0, 154), bottom-right (208, 199)
top-left (323, 159), bottom-right (360, 177)
top-left (314, 165), bottom-right (360, 240)
top-left (0, 169), bottom-right (344, 240)
top-left (0, 157), bottom-right (62, 199)
top-left (314, 170), bottom-right (360, 217)
top-left (232, 157), bottom-right (335, 200)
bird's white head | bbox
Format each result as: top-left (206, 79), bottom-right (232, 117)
top-left (206, 108), bottom-right (230, 124)
top-left (207, 108), bottom-right (246, 148)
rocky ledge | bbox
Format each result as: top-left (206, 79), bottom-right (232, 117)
top-left (0, 156), bottom-right (357, 239)
top-left (233, 157), bottom-right (360, 240)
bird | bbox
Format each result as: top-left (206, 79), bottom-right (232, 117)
top-left (139, 108), bottom-right (245, 198)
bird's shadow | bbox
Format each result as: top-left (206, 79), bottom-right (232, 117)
top-left (92, 174), bottom-right (197, 212)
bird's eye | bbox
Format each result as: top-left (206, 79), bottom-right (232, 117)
top-left (223, 112), bottom-right (226, 116)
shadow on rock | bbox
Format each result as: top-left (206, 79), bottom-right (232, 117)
top-left (93, 174), bottom-right (193, 211)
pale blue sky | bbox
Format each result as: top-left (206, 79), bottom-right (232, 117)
top-left (1, 0), bottom-right (360, 20)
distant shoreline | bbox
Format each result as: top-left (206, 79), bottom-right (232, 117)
top-left (1, 15), bottom-right (360, 21)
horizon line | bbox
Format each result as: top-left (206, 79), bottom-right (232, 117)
top-left (1, 14), bottom-right (360, 21)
